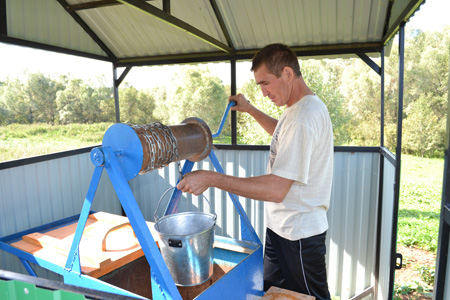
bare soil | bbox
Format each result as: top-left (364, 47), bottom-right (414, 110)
top-left (394, 245), bottom-right (436, 299)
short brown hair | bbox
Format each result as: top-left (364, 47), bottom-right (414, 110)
top-left (251, 43), bottom-right (302, 78)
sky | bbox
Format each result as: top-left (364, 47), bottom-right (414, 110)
top-left (0, 0), bottom-right (449, 90)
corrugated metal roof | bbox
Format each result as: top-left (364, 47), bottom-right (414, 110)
top-left (0, 0), bottom-right (425, 66)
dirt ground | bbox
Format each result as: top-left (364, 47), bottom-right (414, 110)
top-left (394, 245), bottom-right (436, 299)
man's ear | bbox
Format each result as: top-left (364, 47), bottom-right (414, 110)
top-left (283, 66), bottom-right (294, 81)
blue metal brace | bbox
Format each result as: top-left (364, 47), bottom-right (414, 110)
top-left (103, 147), bottom-right (182, 300)
top-left (208, 150), bottom-right (261, 244)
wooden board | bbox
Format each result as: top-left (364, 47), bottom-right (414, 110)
top-left (260, 287), bottom-right (316, 300)
top-left (10, 212), bottom-right (159, 279)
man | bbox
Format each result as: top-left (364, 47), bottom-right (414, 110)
top-left (177, 43), bottom-right (333, 300)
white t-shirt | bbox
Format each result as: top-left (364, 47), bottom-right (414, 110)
top-left (266, 95), bottom-right (334, 241)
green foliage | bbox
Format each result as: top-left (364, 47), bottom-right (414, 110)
top-left (154, 66), bottom-right (228, 133)
top-left (400, 28), bottom-right (450, 157)
top-left (417, 265), bottom-right (435, 286)
top-left (394, 281), bottom-right (427, 299)
top-left (118, 85), bottom-right (159, 124)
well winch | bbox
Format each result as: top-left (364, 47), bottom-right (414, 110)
top-left (0, 102), bottom-right (263, 300)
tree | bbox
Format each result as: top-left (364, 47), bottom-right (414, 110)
top-left (156, 66), bottom-right (228, 130)
top-left (95, 75), bottom-right (115, 122)
top-left (56, 78), bottom-right (87, 124)
top-left (24, 72), bottom-right (63, 124)
top-left (0, 77), bottom-right (30, 124)
top-left (403, 94), bottom-right (445, 157)
top-left (401, 28), bottom-right (449, 157)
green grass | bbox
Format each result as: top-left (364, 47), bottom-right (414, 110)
top-left (398, 154), bottom-right (443, 252)
top-left (0, 123), bottom-right (113, 162)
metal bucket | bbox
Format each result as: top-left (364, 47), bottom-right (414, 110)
top-left (154, 188), bottom-right (216, 286)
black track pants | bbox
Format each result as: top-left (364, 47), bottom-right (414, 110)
top-left (263, 228), bottom-right (331, 300)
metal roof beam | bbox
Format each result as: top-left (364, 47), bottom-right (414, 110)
top-left (65, 0), bottom-right (123, 11)
top-left (0, 36), bottom-right (112, 62)
top-left (65, 0), bottom-right (156, 11)
top-left (56, 0), bottom-right (117, 60)
top-left (356, 52), bottom-right (381, 75)
top-left (116, 0), bottom-right (234, 54)
top-left (114, 66), bottom-right (132, 86)
top-left (209, 0), bottom-right (234, 49)
top-left (114, 42), bottom-right (382, 67)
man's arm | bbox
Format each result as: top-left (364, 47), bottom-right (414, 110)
top-left (229, 94), bottom-right (278, 135)
top-left (177, 170), bottom-right (293, 203)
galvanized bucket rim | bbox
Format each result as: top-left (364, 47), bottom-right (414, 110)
top-left (154, 211), bottom-right (216, 237)
top-left (154, 186), bottom-right (215, 221)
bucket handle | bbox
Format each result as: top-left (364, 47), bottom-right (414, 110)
top-left (154, 186), bottom-right (214, 222)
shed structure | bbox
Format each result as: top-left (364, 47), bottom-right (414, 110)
top-left (1, 0), bottom-right (449, 299)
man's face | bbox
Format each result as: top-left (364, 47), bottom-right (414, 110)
top-left (253, 64), bottom-right (290, 107)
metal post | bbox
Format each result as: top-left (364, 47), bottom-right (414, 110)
top-left (381, 47), bottom-right (385, 148)
top-left (231, 59), bottom-right (237, 145)
top-left (388, 22), bottom-right (405, 300)
top-left (113, 66), bottom-right (120, 123)
top-left (374, 46), bottom-right (386, 300)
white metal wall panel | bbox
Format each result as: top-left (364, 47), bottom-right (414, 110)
top-left (377, 157), bottom-right (396, 300)
top-left (327, 152), bottom-right (380, 299)
top-left (6, 0), bottom-right (107, 57)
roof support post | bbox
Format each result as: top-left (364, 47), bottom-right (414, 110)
top-left (230, 59), bottom-right (237, 145)
top-left (373, 46), bottom-right (386, 300)
top-left (113, 66), bottom-right (120, 123)
top-left (433, 42), bottom-right (450, 300)
top-left (388, 21), bottom-right (406, 300)
top-left (381, 48), bottom-right (385, 148)
top-left (162, 0), bottom-right (170, 13)
top-left (112, 65), bottom-right (132, 124)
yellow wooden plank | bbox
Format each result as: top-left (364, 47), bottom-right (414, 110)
top-left (213, 241), bottom-right (254, 255)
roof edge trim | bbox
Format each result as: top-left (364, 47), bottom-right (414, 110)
top-left (115, 42), bottom-right (382, 67)
top-left (0, 36), bottom-right (113, 63)
top-left (382, 0), bottom-right (425, 45)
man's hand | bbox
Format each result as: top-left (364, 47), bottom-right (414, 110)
top-left (177, 170), bottom-right (214, 196)
top-left (229, 94), bottom-right (253, 113)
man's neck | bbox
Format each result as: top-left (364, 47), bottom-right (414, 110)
top-left (286, 77), bottom-right (313, 107)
